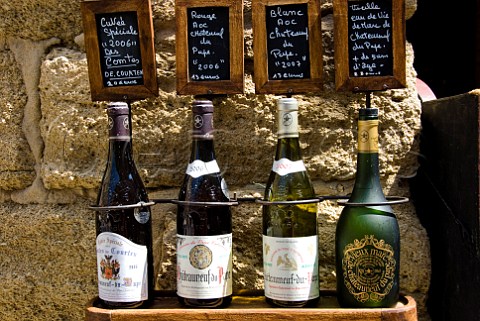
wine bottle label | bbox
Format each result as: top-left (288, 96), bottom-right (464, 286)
top-left (263, 235), bottom-right (319, 301)
top-left (96, 232), bottom-right (148, 302)
top-left (176, 234), bottom-right (233, 299)
top-left (358, 120), bottom-right (379, 153)
top-left (272, 158), bottom-right (307, 176)
top-left (342, 235), bottom-right (396, 303)
top-left (186, 159), bottom-right (220, 178)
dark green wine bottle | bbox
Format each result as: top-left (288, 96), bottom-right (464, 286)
top-left (96, 102), bottom-right (154, 308)
top-left (176, 100), bottom-right (233, 308)
top-left (335, 107), bottom-right (400, 308)
top-left (262, 98), bottom-right (319, 308)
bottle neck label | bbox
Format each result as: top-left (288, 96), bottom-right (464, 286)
top-left (263, 235), bottom-right (319, 301)
top-left (272, 158), bottom-right (306, 176)
top-left (186, 159), bottom-right (220, 178)
top-left (176, 234), bottom-right (233, 298)
top-left (192, 113), bottom-right (214, 139)
top-left (109, 114), bottom-right (131, 141)
top-left (278, 110), bottom-right (299, 138)
top-left (358, 120), bottom-right (379, 153)
top-left (96, 232), bottom-right (148, 302)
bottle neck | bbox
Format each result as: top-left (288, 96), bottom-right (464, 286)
top-left (190, 138), bottom-right (216, 162)
top-left (349, 117), bottom-right (386, 203)
top-left (107, 113), bottom-right (135, 170)
top-left (275, 108), bottom-right (303, 160)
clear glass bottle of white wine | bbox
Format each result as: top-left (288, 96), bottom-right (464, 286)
top-left (262, 97), bottom-right (319, 308)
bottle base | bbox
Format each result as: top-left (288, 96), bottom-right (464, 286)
top-left (177, 295), bottom-right (232, 308)
top-left (265, 296), bottom-right (319, 308)
top-left (98, 299), bottom-right (151, 309)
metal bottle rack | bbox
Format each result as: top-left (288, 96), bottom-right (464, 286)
top-left (88, 194), bottom-right (409, 211)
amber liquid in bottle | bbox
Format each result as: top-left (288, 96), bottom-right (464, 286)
top-left (176, 100), bottom-right (232, 308)
top-left (335, 107), bottom-right (400, 308)
top-left (263, 98), bottom-right (319, 307)
top-left (95, 102), bottom-right (154, 308)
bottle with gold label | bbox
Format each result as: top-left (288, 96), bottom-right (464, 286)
top-left (335, 107), bottom-right (400, 308)
top-left (262, 97), bottom-right (319, 308)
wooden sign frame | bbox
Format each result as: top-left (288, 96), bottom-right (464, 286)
top-left (176, 0), bottom-right (244, 95)
top-left (252, 0), bottom-right (323, 94)
top-left (81, 0), bottom-right (158, 101)
top-left (333, 0), bottom-right (406, 91)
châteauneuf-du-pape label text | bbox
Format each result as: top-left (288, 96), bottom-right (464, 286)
top-left (177, 234), bottom-right (233, 298)
top-left (96, 232), bottom-right (148, 302)
top-left (263, 235), bottom-right (319, 301)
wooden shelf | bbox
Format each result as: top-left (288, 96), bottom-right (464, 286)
top-left (86, 290), bottom-right (417, 321)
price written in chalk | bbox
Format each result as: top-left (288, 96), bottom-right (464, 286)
top-left (95, 11), bottom-right (144, 87)
top-left (187, 7), bottom-right (230, 81)
top-left (266, 4), bottom-right (310, 80)
top-left (348, 0), bottom-right (393, 77)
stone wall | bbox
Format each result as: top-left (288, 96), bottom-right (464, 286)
top-left (0, 1), bottom-right (431, 320)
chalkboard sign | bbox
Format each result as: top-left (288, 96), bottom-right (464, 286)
top-left (334, 0), bottom-right (406, 91)
top-left (81, 0), bottom-right (158, 101)
top-left (176, 0), bottom-right (244, 95)
top-left (266, 4), bottom-right (310, 81)
top-left (253, 0), bottom-right (322, 94)
top-left (95, 11), bottom-right (144, 88)
top-left (187, 7), bottom-right (230, 82)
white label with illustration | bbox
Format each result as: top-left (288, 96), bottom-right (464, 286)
top-left (263, 235), bottom-right (319, 301)
top-left (177, 234), bottom-right (233, 298)
top-left (96, 232), bottom-right (148, 302)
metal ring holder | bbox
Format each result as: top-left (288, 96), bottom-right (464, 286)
top-left (89, 201), bottom-right (156, 211)
top-left (255, 198), bottom-right (323, 205)
top-left (335, 196), bottom-right (409, 206)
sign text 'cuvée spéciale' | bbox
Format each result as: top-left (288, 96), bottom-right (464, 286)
top-left (266, 3), bottom-right (310, 81)
top-left (81, 0), bottom-right (157, 101)
top-left (347, 0), bottom-right (393, 77)
top-left (187, 7), bottom-right (230, 82)
top-left (96, 11), bottom-right (144, 88)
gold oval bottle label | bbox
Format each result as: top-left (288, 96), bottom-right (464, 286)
top-left (357, 120), bottom-right (379, 153)
top-left (342, 235), bottom-right (396, 303)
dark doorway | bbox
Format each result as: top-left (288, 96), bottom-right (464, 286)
top-left (406, 0), bottom-right (479, 98)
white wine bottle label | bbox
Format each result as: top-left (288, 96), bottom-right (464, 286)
top-left (263, 235), bottom-right (319, 301)
top-left (272, 158), bottom-right (307, 176)
top-left (96, 232), bottom-right (148, 302)
top-left (186, 159), bottom-right (220, 178)
top-left (342, 235), bottom-right (396, 303)
top-left (176, 234), bottom-right (233, 299)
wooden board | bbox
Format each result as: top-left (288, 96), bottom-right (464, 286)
top-left (81, 0), bottom-right (158, 101)
top-left (175, 0), bottom-right (244, 95)
top-left (85, 290), bottom-right (417, 321)
top-left (252, 0), bottom-right (323, 94)
top-left (412, 92), bottom-right (480, 321)
top-left (333, 0), bottom-right (406, 91)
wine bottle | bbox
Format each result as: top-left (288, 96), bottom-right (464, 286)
top-left (95, 102), bottom-right (154, 308)
top-left (176, 100), bottom-right (233, 308)
top-left (335, 107), bottom-right (400, 308)
top-left (262, 97), bottom-right (319, 308)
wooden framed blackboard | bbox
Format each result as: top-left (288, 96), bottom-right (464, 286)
top-left (252, 0), bottom-right (322, 94)
top-left (176, 0), bottom-right (244, 95)
top-left (333, 0), bottom-right (406, 91)
top-left (81, 0), bottom-right (158, 101)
